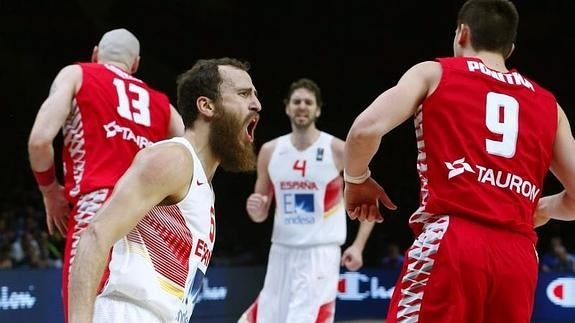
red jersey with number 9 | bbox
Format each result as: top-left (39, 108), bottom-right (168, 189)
top-left (61, 63), bottom-right (172, 203)
top-left (410, 57), bottom-right (557, 242)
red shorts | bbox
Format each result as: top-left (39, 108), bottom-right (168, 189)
top-left (386, 215), bottom-right (538, 323)
top-left (62, 189), bottom-right (111, 323)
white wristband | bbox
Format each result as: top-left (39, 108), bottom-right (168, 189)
top-left (343, 168), bottom-right (371, 184)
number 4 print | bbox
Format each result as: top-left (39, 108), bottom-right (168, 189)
top-left (485, 92), bottom-right (518, 158)
top-left (113, 78), bottom-right (151, 126)
top-left (292, 159), bottom-right (307, 177)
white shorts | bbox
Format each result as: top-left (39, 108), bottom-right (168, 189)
top-left (240, 243), bottom-right (341, 323)
top-left (93, 295), bottom-right (166, 323)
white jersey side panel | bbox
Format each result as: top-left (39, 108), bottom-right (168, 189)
top-left (98, 137), bottom-right (215, 323)
top-left (269, 132), bottom-right (346, 246)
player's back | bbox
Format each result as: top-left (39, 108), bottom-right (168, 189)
top-left (62, 63), bottom-right (172, 202)
top-left (411, 57), bottom-right (557, 241)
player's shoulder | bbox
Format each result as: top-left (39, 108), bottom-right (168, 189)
top-left (396, 60), bottom-right (443, 95)
top-left (255, 137), bottom-right (280, 165)
top-left (129, 139), bottom-right (194, 193)
top-left (140, 138), bottom-right (194, 170)
top-left (405, 60), bottom-right (442, 81)
top-left (418, 60), bottom-right (443, 75)
top-left (260, 137), bottom-right (280, 154)
top-left (58, 64), bottom-right (83, 77)
top-left (52, 64), bottom-right (83, 87)
top-left (323, 132), bottom-right (344, 147)
top-left (152, 137), bottom-right (193, 152)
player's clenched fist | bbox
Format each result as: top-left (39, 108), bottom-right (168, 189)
top-left (246, 193), bottom-right (269, 222)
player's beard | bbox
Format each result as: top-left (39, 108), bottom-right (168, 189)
top-left (291, 113), bottom-right (317, 129)
top-left (210, 106), bottom-right (257, 172)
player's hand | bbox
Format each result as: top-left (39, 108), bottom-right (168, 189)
top-left (533, 209), bottom-right (551, 228)
top-left (40, 183), bottom-right (70, 236)
top-left (344, 177), bottom-right (396, 223)
top-left (246, 193), bottom-right (269, 222)
top-left (341, 244), bottom-right (363, 271)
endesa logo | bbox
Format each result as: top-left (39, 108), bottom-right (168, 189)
top-left (337, 272), bottom-right (394, 301)
top-left (546, 277), bottom-right (575, 308)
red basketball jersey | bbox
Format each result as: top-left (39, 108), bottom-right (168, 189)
top-left (62, 63), bottom-right (172, 202)
top-left (411, 57), bottom-right (557, 242)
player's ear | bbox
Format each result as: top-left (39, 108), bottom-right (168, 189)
top-left (456, 24), bottom-right (470, 47)
top-left (505, 43), bottom-right (515, 59)
top-left (91, 46), bottom-right (98, 63)
top-left (130, 56), bottom-right (140, 74)
top-left (284, 99), bottom-right (290, 116)
top-left (197, 96), bottom-right (215, 118)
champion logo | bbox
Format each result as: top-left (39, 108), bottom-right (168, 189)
top-left (197, 180), bottom-right (205, 186)
top-left (337, 272), bottom-right (394, 301)
top-left (444, 157), bottom-right (475, 179)
top-left (546, 277), bottom-right (575, 308)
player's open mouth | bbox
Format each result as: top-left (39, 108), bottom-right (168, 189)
top-left (246, 115), bottom-right (259, 143)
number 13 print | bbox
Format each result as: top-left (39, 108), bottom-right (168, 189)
top-left (113, 78), bottom-right (151, 126)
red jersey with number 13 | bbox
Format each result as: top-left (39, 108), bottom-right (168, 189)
top-left (62, 63), bottom-right (172, 203)
top-left (410, 57), bottom-right (557, 242)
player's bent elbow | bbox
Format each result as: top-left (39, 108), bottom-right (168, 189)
top-left (27, 135), bottom-right (52, 153)
top-left (348, 121), bottom-right (379, 143)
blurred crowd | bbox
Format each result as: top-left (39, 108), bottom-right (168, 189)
top-left (1, 187), bottom-right (574, 273)
top-left (540, 236), bottom-right (575, 273)
top-left (0, 189), bottom-right (64, 270)
top-left (0, 206), bottom-right (64, 269)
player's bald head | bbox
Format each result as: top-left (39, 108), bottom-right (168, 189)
top-left (96, 28), bottom-right (140, 69)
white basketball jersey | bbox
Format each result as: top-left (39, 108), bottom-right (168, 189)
top-left (98, 137), bottom-right (215, 323)
top-left (268, 132), bottom-right (346, 246)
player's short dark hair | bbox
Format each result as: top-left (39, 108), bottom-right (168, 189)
top-left (176, 58), bottom-right (251, 128)
top-left (283, 78), bottom-right (323, 107)
top-left (457, 0), bottom-right (518, 57)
